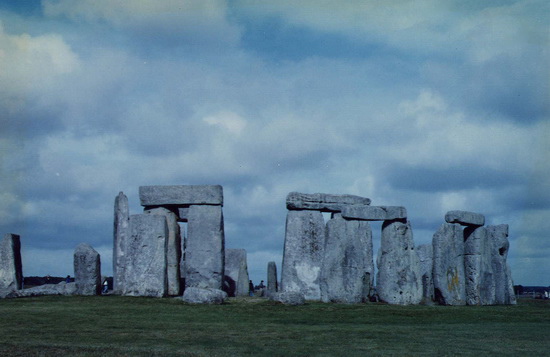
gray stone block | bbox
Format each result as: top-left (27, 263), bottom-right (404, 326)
top-left (267, 261), bottom-right (278, 297)
top-left (139, 185), bottom-right (223, 206)
top-left (487, 224), bottom-right (515, 305)
top-left (281, 210), bottom-right (325, 300)
top-left (0, 233), bottom-right (23, 295)
top-left (432, 223), bottom-right (466, 305)
top-left (416, 244), bottom-right (434, 304)
top-left (9, 282), bottom-right (77, 298)
top-left (74, 243), bottom-right (101, 296)
top-left (184, 205), bottom-right (225, 290)
top-left (341, 205), bottom-right (407, 221)
top-left (464, 226), bottom-right (495, 305)
top-left (271, 291), bottom-right (305, 305)
top-left (224, 249), bottom-right (249, 297)
top-left (145, 207), bottom-right (182, 296)
top-left (123, 214), bottom-right (168, 297)
top-left (445, 210), bottom-right (485, 226)
top-left (286, 192), bottom-right (371, 212)
top-left (376, 220), bottom-right (422, 305)
top-left (182, 287), bottom-right (227, 304)
top-left (320, 214), bottom-right (374, 304)
top-left (113, 192), bottom-right (129, 294)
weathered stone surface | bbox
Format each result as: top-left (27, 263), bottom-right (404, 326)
top-left (271, 291), bottom-right (305, 305)
top-left (0, 233), bottom-right (23, 296)
top-left (74, 243), bottom-right (101, 296)
top-left (487, 224), bottom-right (516, 304)
top-left (267, 261), bottom-right (278, 297)
top-left (320, 214), bottom-right (374, 303)
top-left (184, 205), bottom-right (225, 290)
top-left (416, 244), bottom-right (434, 304)
top-left (123, 214), bottom-right (168, 297)
top-left (6, 282), bottom-right (77, 298)
top-left (506, 264), bottom-right (517, 305)
top-left (445, 210), bottom-right (485, 227)
top-left (281, 210), bottom-right (325, 300)
top-left (286, 192), bottom-right (371, 212)
top-left (432, 223), bottom-right (466, 305)
top-left (464, 226), bottom-right (495, 305)
top-left (182, 287), bottom-right (227, 304)
top-left (376, 220), bottom-right (422, 305)
top-left (224, 249), bottom-right (249, 297)
top-left (145, 207), bottom-right (182, 296)
top-left (113, 192), bottom-right (129, 294)
top-left (342, 205), bottom-right (407, 221)
top-left (139, 185), bottom-right (223, 207)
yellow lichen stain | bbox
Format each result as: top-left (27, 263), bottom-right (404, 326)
top-left (447, 267), bottom-right (460, 292)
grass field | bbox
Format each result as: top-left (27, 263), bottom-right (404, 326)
top-left (0, 295), bottom-right (548, 356)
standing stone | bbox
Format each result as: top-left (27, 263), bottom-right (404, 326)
top-left (124, 214), bottom-right (168, 297)
top-left (267, 261), bottom-right (278, 297)
top-left (286, 192), bottom-right (371, 212)
top-left (145, 207), bottom-right (182, 296)
top-left (432, 223), bottom-right (466, 305)
top-left (487, 224), bottom-right (515, 304)
top-left (185, 205), bottom-right (225, 290)
top-left (376, 220), bottom-right (422, 305)
top-left (224, 249), bottom-right (249, 297)
top-left (416, 244), bottom-right (434, 304)
top-left (464, 226), bottom-right (495, 305)
top-left (281, 210), bottom-right (325, 300)
top-left (0, 233), bottom-right (23, 295)
top-left (73, 243), bottom-right (101, 296)
top-left (320, 214), bottom-right (374, 303)
top-left (113, 192), bottom-right (129, 294)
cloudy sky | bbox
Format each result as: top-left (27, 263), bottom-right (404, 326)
top-left (1, 0), bottom-right (548, 286)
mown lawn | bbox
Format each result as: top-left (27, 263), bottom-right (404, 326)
top-left (0, 296), bottom-right (548, 356)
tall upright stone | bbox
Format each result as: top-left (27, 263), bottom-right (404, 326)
top-left (267, 261), bottom-right (278, 296)
top-left (281, 210), bottom-right (325, 300)
top-left (376, 220), bottom-right (422, 305)
top-left (113, 192), bottom-right (129, 294)
top-left (185, 205), bottom-right (225, 290)
top-left (224, 249), bottom-right (249, 297)
top-left (432, 223), bottom-right (466, 305)
top-left (416, 244), bottom-right (434, 304)
top-left (145, 207), bottom-right (182, 296)
top-left (464, 226), bottom-right (495, 305)
top-left (0, 233), bottom-right (23, 294)
top-left (487, 224), bottom-right (515, 304)
top-left (124, 214), bottom-right (168, 297)
top-left (320, 214), bottom-right (374, 303)
top-left (73, 243), bottom-right (101, 296)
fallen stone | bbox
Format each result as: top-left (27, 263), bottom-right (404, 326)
top-left (74, 243), bottom-right (102, 296)
top-left (280, 210), bottom-right (325, 300)
top-left (123, 214), bottom-right (168, 297)
top-left (416, 244), bottom-right (434, 304)
top-left (224, 249), bottom-right (249, 297)
top-left (0, 233), bottom-right (23, 297)
top-left (182, 287), bottom-right (227, 304)
top-left (113, 192), bottom-right (129, 294)
top-left (267, 261), bottom-right (278, 297)
top-left (320, 214), bottom-right (374, 303)
top-left (286, 192), bottom-right (371, 212)
top-left (271, 291), bottom-right (305, 305)
top-left (432, 223), bottom-right (466, 305)
top-left (139, 185), bottom-right (223, 207)
top-left (342, 205), bottom-right (407, 221)
top-left (376, 220), bottom-right (422, 305)
top-left (7, 282), bottom-right (77, 298)
top-left (464, 226), bottom-right (495, 305)
top-left (445, 210), bottom-right (485, 227)
top-left (145, 207), bottom-right (182, 296)
top-left (184, 205), bottom-right (225, 290)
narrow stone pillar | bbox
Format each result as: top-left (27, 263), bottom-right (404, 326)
top-left (281, 210), bottom-right (325, 300)
top-left (0, 233), bottom-right (23, 294)
top-left (487, 224), bottom-right (516, 304)
top-left (185, 205), bottom-right (225, 290)
top-left (267, 261), bottom-right (278, 296)
top-left (145, 207), bottom-right (182, 296)
top-left (320, 214), bottom-right (374, 303)
top-left (416, 244), bottom-right (434, 304)
top-left (74, 243), bottom-right (101, 296)
top-left (376, 220), bottom-right (422, 305)
top-left (124, 214), bottom-right (168, 297)
top-left (113, 192), bottom-right (129, 294)
top-left (224, 249), bottom-right (249, 297)
top-left (464, 226), bottom-right (495, 305)
top-left (432, 223), bottom-right (466, 305)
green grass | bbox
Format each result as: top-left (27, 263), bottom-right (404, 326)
top-left (0, 296), bottom-right (548, 356)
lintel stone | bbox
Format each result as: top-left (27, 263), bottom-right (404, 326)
top-left (286, 192), bottom-right (371, 212)
top-left (139, 185), bottom-right (223, 207)
top-left (445, 210), bottom-right (485, 226)
top-left (342, 205), bottom-right (407, 221)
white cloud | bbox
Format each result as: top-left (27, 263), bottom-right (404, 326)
top-left (203, 111), bottom-right (247, 135)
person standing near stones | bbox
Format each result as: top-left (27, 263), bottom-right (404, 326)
top-left (102, 279), bottom-right (108, 294)
top-left (249, 280), bottom-right (254, 297)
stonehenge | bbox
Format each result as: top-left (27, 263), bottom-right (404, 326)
top-left (74, 243), bottom-right (102, 296)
